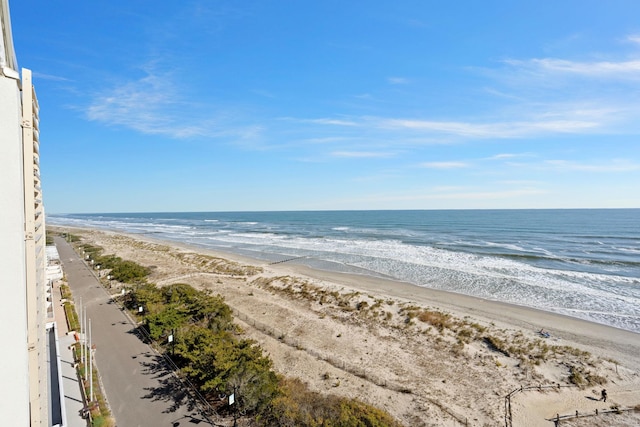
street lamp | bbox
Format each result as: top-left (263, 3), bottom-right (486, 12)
top-left (168, 329), bottom-right (175, 357)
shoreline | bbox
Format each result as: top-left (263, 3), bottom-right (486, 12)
top-left (54, 226), bottom-right (640, 426)
top-left (57, 226), bottom-right (640, 368)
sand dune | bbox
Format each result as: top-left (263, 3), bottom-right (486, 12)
top-left (59, 228), bottom-right (640, 426)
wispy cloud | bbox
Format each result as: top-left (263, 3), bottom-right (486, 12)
top-left (425, 188), bottom-right (547, 200)
top-left (343, 188), bottom-right (547, 205)
top-left (33, 72), bottom-right (71, 82)
top-left (486, 153), bottom-right (534, 160)
top-left (285, 108), bottom-right (610, 147)
top-left (504, 58), bottom-right (640, 78)
top-left (353, 93), bottom-right (374, 100)
top-left (419, 161), bottom-right (469, 169)
top-left (498, 180), bottom-right (544, 186)
top-left (545, 159), bottom-right (640, 172)
top-left (379, 117), bottom-right (599, 138)
top-left (288, 118), bottom-right (359, 126)
top-left (388, 77), bottom-right (410, 84)
top-left (85, 70), bottom-right (258, 140)
top-left (626, 34), bottom-right (640, 45)
top-left (331, 151), bottom-right (395, 158)
top-left (86, 72), bottom-right (204, 138)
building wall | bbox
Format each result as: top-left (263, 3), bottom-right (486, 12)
top-left (2, 1), bottom-right (51, 423)
top-left (22, 67), bottom-right (49, 427)
top-left (0, 72), bottom-right (31, 427)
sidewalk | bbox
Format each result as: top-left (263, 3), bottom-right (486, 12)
top-left (52, 279), bottom-right (88, 427)
top-left (55, 236), bottom-right (210, 427)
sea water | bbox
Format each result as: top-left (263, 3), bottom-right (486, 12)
top-left (48, 209), bottom-right (640, 333)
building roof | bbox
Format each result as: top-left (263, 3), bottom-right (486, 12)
top-left (46, 245), bottom-right (61, 262)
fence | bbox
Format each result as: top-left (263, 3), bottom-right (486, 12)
top-left (547, 406), bottom-right (636, 425)
top-left (504, 384), bottom-right (578, 427)
top-left (504, 384), bottom-right (636, 427)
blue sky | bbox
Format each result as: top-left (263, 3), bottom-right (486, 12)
top-left (9, 0), bottom-right (640, 213)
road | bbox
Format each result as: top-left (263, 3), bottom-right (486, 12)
top-left (55, 236), bottom-right (212, 427)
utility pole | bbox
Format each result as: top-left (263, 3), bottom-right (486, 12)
top-left (78, 298), bottom-right (83, 371)
top-left (82, 306), bottom-right (86, 374)
top-left (89, 318), bottom-right (93, 402)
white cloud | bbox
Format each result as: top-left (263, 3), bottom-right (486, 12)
top-left (85, 70), bottom-right (258, 140)
top-left (545, 159), bottom-right (640, 172)
top-left (379, 117), bottom-right (599, 138)
top-left (388, 77), bottom-right (410, 84)
top-left (627, 35), bottom-right (640, 45)
top-left (344, 188), bottom-right (547, 205)
top-left (420, 161), bottom-right (469, 169)
top-left (498, 180), bottom-right (544, 186)
top-left (354, 93), bottom-right (374, 99)
top-left (486, 153), bottom-right (533, 160)
top-left (504, 58), bottom-right (640, 78)
top-left (33, 72), bottom-right (71, 82)
top-left (428, 188), bottom-right (547, 200)
top-left (431, 185), bottom-right (468, 192)
top-left (288, 118), bottom-right (359, 126)
top-left (299, 136), bottom-right (355, 145)
top-left (331, 151), bottom-right (395, 158)
top-left (86, 72), bottom-right (206, 138)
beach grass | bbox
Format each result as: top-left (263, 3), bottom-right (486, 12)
top-left (52, 227), bottom-right (640, 427)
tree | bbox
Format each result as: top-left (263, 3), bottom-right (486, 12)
top-left (125, 282), bottom-right (162, 314)
top-left (109, 260), bottom-right (150, 283)
top-left (145, 306), bottom-right (188, 341)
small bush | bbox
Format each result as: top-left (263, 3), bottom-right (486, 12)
top-left (417, 310), bottom-right (451, 330)
top-left (266, 378), bottom-right (402, 427)
top-left (568, 366), bottom-right (585, 386)
top-left (484, 336), bottom-right (510, 357)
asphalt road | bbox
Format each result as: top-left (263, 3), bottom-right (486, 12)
top-left (55, 236), bottom-right (212, 427)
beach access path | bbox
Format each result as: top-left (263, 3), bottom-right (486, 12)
top-left (54, 236), bottom-right (212, 427)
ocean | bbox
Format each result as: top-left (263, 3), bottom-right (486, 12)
top-left (48, 209), bottom-right (640, 333)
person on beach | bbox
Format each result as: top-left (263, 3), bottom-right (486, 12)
top-left (601, 389), bottom-right (607, 402)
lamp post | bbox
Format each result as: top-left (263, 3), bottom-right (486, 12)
top-left (96, 265), bottom-right (101, 278)
top-left (168, 329), bottom-right (175, 357)
top-left (230, 386), bottom-right (238, 427)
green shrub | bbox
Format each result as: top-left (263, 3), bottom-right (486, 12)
top-left (266, 378), bottom-right (402, 427)
top-left (108, 260), bottom-right (150, 283)
top-left (60, 284), bottom-right (73, 301)
top-left (64, 302), bottom-right (80, 332)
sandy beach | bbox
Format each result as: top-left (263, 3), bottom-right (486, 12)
top-left (56, 227), bottom-right (640, 426)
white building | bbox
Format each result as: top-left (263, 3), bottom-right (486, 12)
top-left (1, 1), bottom-right (63, 425)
